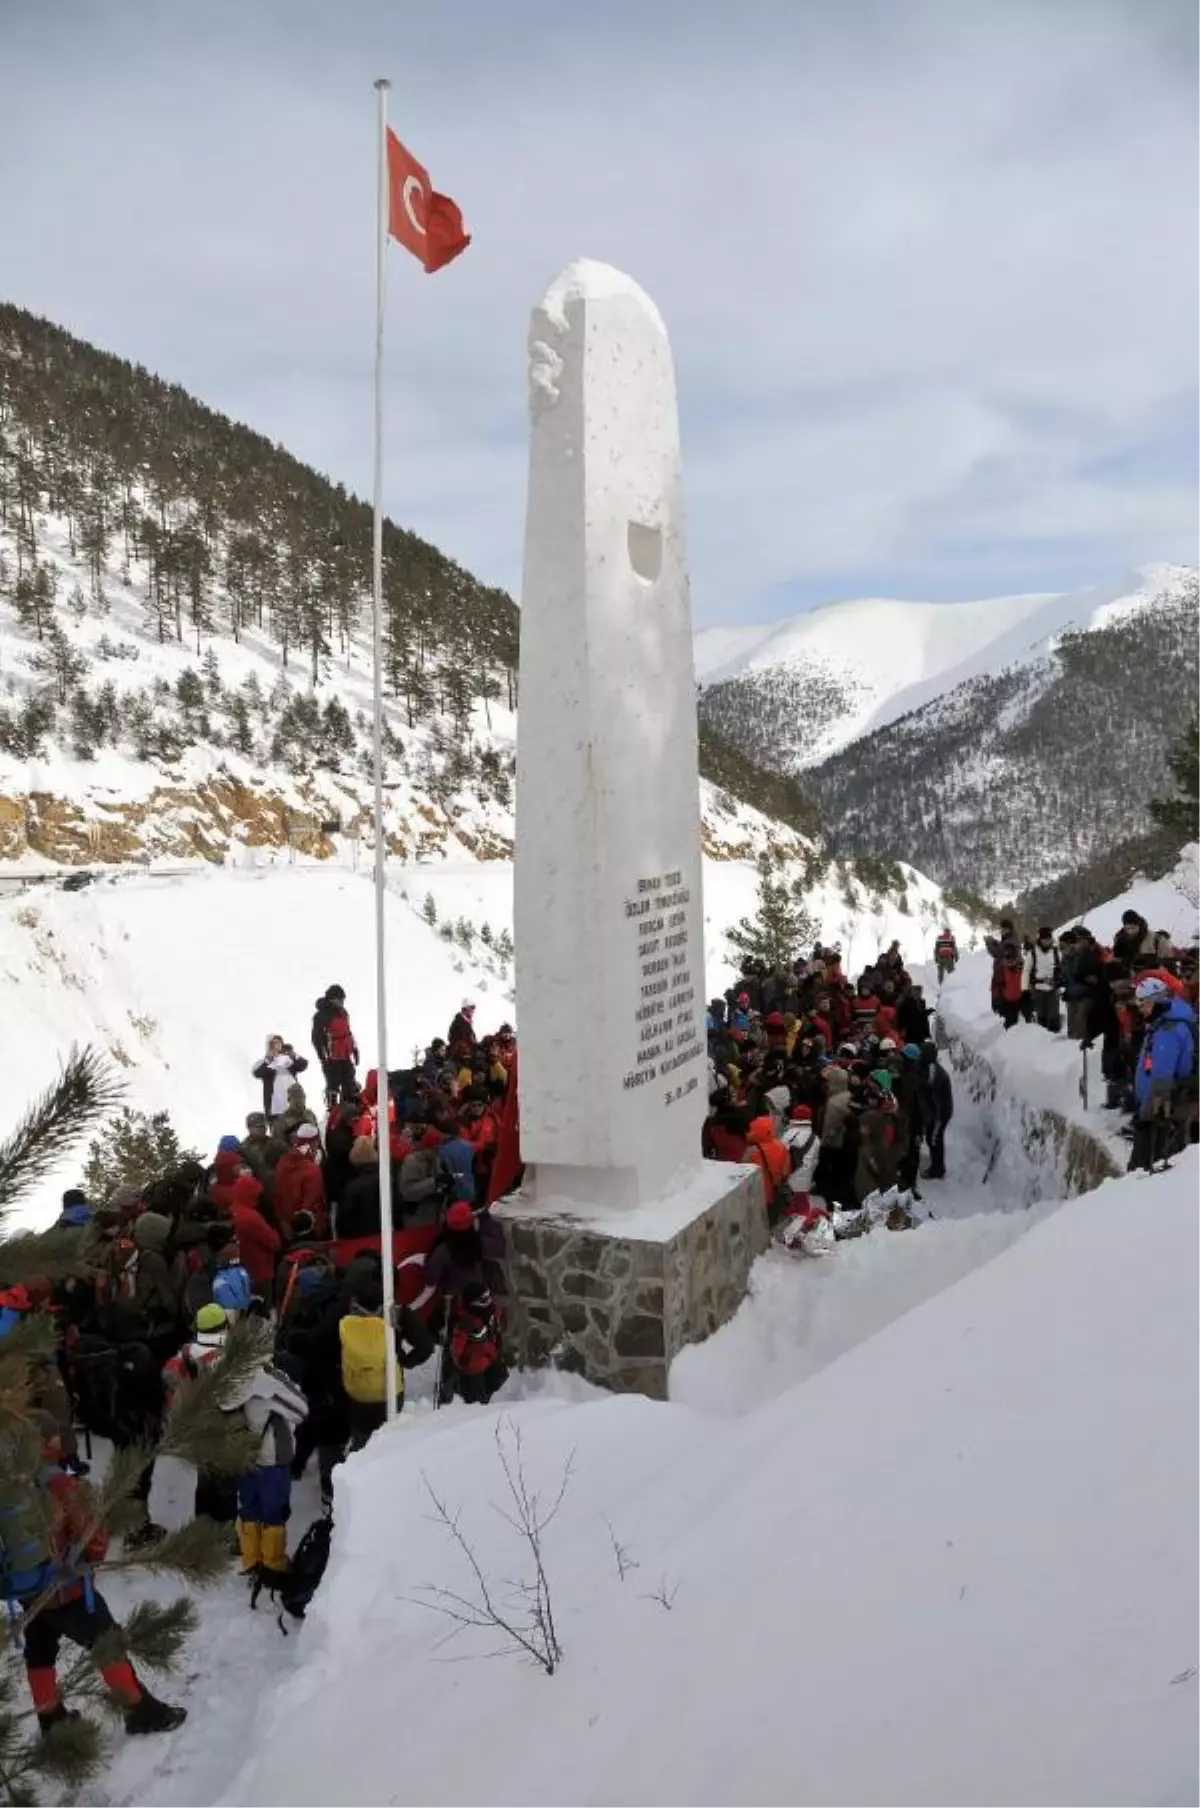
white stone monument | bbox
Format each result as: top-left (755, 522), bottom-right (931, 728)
top-left (502, 261), bottom-right (767, 1395)
top-left (515, 260), bottom-right (706, 1209)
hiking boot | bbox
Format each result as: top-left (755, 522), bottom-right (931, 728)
top-left (124, 1519), bottom-right (168, 1550)
top-left (38, 1704), bottom-right (80, 1737)
top-left (124, 1692), bottom-right (187, 1736)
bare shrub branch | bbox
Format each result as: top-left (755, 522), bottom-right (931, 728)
top-left (412, 1415), bottom-right (572, 1675)
top-left (604, 1516), bottom-right (638, 1582)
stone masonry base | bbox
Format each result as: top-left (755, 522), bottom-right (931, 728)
top-left (496, 1163), bottom-right (768, 1399)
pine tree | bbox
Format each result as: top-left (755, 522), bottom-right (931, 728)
top-left (726, 854), bottom-right (819, 970)
top-left (225, 694), bottom-right (255, 758)
top-left (30, 623), bottom-right (87, 706)
top-left (1149, 713), bottom-right (1198, 844)
top-left (200, 647), bottom-right (222, 701)
top-left (0, 1051), bottom-right (261, 1803)
top-left (82, 1108), bottom-right (200, 1204)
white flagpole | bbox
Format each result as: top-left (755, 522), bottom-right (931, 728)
top-left (371, 75), bottom-right (397, 1422)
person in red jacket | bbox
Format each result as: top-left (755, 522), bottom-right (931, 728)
top-left (271, 1124), bottom-right (326, 1238)
top-left (208, 1140), bottom-right (245, 1212)
top-left (230, 1173), bottom-right (283, 1291)
top-left (15, 1428), bottom-right (186, 1737)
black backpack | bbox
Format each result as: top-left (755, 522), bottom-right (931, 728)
top-left (262, 1515), bottom-right (332, 1630)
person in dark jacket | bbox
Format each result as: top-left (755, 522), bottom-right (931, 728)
top-left (447, 999), bottom-right (477, 1053)
top-left (425, 1202), bottom-right (505, 1300)
top-left (336, 1137), bottom-right (400, 1238)
top-left (920, 1041), bottom-right (954, 1179)
top-left (896, 986), bottom-right (931, 1047)
top-left (312, 986), bottom-right (358, 1104)
top-left (55, 1188), bottom-right (92, 1231)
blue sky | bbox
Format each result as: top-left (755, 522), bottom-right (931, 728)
top-left (0, 0), bottom-right (1195, 625)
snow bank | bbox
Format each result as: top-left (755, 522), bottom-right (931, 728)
top-left (229, 1151), bottom-right (1199, 1807)
top-left (938, 957), bottom-right (1122, 1157)
top-left (1065, 841), bottom-right (1199, 945)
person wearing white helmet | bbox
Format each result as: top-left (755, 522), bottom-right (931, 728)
top-left (1129, 976), bottom-right (1197, 1171)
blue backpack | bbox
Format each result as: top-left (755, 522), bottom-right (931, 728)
top-left (213, 1264), bottom-right (253, 1312)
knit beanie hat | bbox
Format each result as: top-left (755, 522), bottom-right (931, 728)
top-left (445, 1200), bottom-right (475, 1232)
top-left (293, 1122), bottom-right (320, 1144)
top-left (217, 1134), bottom-right (242, 1153)
top-left (195, 1302), bottom-right (228, 1337)
top-left (349, 1136), bottom-right (378, 1168)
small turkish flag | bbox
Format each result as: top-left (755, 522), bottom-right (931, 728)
top-left (386, 129), bottom-right (471, 274)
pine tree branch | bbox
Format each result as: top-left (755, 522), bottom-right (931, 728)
top-left (0, 1047), bottom-right (124, 1224)
top-left (157, 1317), bottom-right (270, 1476)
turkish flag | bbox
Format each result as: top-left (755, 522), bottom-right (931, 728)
top-left (386, 129), bottom-right (471, 274)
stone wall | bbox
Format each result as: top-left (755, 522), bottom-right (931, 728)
top-left (498, 1165), bottom-right (768, 1399)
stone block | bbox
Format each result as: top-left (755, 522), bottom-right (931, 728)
top-left (498, 1164), bottom-right (766, 1397)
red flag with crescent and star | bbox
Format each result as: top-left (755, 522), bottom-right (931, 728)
top-left (385, 129), bottom-right (471, 274)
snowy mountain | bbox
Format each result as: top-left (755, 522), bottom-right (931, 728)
top-left (700, 565), bottom-right (1198, 902)
top-left (698, 563), bottom-right (1196, 773)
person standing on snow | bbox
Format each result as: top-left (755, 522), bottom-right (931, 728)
top-left (1128, 977), bottom-right (1197, 1170)
top-left (312, 985), bottom-right (358, 1104)
top-left (447, 998), bottom-right (477, 1053)
top-left (9, 1421), bottom-right (186, 1738)
top-left (920, 1041), bottom-right (954, 1179)
top-left (934, 928), bottom-right (957, 982)
top-left (252, 1035), bottom-right (308, 1124)
top-left (1023, 928), bottom-right (1064, 1033)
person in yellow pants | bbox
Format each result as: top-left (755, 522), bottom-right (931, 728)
top-left (220, 1358), bottom-right (309, 1574)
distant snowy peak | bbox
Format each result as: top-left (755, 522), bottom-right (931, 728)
top-left (696, 563), bottom-right (1197, 768)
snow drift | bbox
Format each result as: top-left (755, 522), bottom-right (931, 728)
top-left (226, 1150), bottom-right (1199, 1808)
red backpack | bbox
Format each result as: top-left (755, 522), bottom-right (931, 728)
top-left (1001, 965), bottom-right (1024, 1004)
top-left (327, 1010), bottom-right (355, 1062)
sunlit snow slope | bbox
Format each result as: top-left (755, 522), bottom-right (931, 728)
top-left (225, 1149), bottom-right (1198, 1808)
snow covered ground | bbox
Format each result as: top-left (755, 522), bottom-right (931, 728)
top-left (94, 1140), bottom-right (1197, 1808)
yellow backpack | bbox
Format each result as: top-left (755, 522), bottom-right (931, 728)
top-left (338, 1314), bottom-right (402, 1405)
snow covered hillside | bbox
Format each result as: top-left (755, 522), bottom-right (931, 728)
top-left (1, 856), bottom-right (982, 1230)
top-left (211, 1148), bottom-right (1196, 1808)
top-left (697, 562), bottom-right (1196, 770)
top-left (801, 567), bottom-right (1198, 902)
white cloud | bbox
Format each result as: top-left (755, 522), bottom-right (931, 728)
top-left (0, 0), bottom-right (1194, 620)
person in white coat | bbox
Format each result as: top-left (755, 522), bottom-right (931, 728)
top-left (253, 1034), bottom-right (308, 1125)
top-left (1023, 929), bottom-right (1063, 1034)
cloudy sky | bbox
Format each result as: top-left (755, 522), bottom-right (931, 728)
top-left (1, 0), bottom-right (1195, 625)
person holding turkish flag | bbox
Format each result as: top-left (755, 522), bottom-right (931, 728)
top-left (385, 128), bottom-right (471, 274)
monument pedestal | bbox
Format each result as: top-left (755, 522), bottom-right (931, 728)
top-left (497, 1163), bottom-right (768, 1399)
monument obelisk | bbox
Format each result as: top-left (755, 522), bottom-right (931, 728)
top-left (515, 260), bottom-right (707, 1210)
top-left (503, 260), bottom-right (767, 1397)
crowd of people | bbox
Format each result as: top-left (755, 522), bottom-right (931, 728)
top-left (702, 937), bottom-right (956, 1243)
top-left (985, 907), bottom-right (1198, 1169)
top-left (0, 986), bottom-right (519, 1738)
